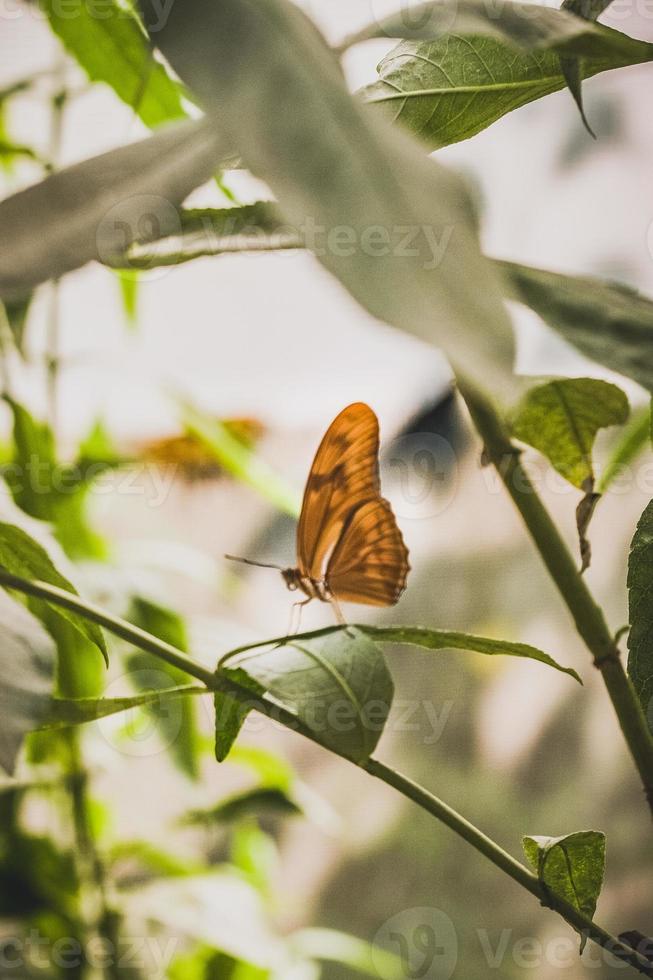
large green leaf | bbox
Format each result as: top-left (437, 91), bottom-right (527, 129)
top-left (511, 378), bottom-right (629, 489)
top-left (627, 500), bottom-right (653, 729)
top-left (498, 261), bottom-right (653, 393)
top-left (0, 596), bottom-right (55, 774)
top-left (362, 27), bottom-right (653, 150)
top-left (127, 596), bottom-right (202, 779)
top-left (0, 521), bottom-right (107, 663)
top-left (220, 628), bottom-right (394, 764)
top-left (224, 624), bottom-right (581, 682)
top-left (42, 0), bottom-right (188, 128)
top-left (138, 0), bottom-right (517, 394)
top-left (523, 831), bottom-right (605, 949)
top-left (214, 668), bottom-right (266, 764)
top-left (0, 119), bottom-right (226, 302)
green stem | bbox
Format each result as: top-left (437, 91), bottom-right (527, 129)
top-left (0, 569), bottom-right (651, 975)
top-left (457, 377), bottom-right (653, 813)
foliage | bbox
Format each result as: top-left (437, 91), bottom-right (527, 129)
top-left (1, 0), bottom-right (653, 975)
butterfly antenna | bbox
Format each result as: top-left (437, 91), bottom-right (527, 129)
top-left (224, 554), bottom-right (284, 571)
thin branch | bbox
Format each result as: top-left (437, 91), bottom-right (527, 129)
top-left (457, 376), bottom-right (653, 814)
top-left (0, 568), bottom-right (650, 975)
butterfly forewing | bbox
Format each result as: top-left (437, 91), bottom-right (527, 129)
top-left (296, 402), bottom-right (409, 607)
top-left (297, 403), bottom-right (381, 581)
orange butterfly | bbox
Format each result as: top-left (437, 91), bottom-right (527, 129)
top-left (227, 403), bottom-right (410, 622)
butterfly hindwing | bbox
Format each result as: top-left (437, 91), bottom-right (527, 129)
top-left (296, 402), bottom-right (409, 607)
top-left (326, 498), bottom-right (409, 606)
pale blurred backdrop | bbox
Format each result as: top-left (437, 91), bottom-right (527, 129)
top-left (1, 1), bottom-right (653, 977)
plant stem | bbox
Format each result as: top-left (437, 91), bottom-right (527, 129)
top-left (457, 376), bottom-right (653, 812)
top-left (1, 569), bottom-right (651, 975)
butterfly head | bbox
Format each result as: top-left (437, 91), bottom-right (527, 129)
top-left (281, 567), bottom-right (301, 592)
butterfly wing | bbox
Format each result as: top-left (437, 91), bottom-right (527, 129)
top-left (326, 498), bottom-right (410, 606)
top-left (297, 403), bottom-right (381, 581)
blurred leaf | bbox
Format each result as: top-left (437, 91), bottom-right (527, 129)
top-left (523, 831), bottom-right (605, 949)
top-left (116, 269), bottom-right (140, 329)
top-left (42, 0), bottom-right (188, 127)
top-left (0, 118), bottom-right (226, 302)
top-left (127, 596), bottom-right (202, 779)
top-left (597, 404), bottom-right (651, 493)
top-left (2, 293), bottom-right (33, 355)
top-left (183, 403), bottom-right (301, 516)
top-left (512, 378), bottom-right (629, 489)
top-left (559, 0), bottom-right (615, 133)
top-left (0, 595), bottom-right (55, 774)
top-left (108, 839), bottom-right (204, 882)
top-left (227, 624), bottom-right (581, 682)
top-left (0, 520), bottom-right (107, 663)
top-left (293, 928), bottom-right (403, 980)
top-left (214, 668), bottom-right (266, 764)
top-left (227, 745), bottom-right (294, 791)
top-left (3, 396), bottom-right (110, 559)
top-left (185, 787), bottom-right (303, 827)
top-left (43, 608), bottom-right (106, 702)
top-left (220, 628), bottom-right (394, 764)
top-left (627, 500), bottom-right (653, 730)
top-left (230, 821), bottom-right (278, 895)
top-left (138, 0), bottom-right (517, 394)
top-left (41, 685), bottom-right (205, 729)
top-left (0, 827), bottom-right (79, 919)
top-left (597, 407), bottom-right (651, 493)
top-left (362, 27), bottom-right (653, 150)
top-left (498, 261), bottom-right (653, 392)
top-left (119, 203), bottom-right (292, 269)
top-left (342, 0), bottom-right (630, 51)
top-left (169, 946), bottom-right (270, 980)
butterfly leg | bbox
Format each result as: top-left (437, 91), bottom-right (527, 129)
top-left (329, 596), bottom-right (347, 626)
top-left (288, 598), bottom-right (312, 635)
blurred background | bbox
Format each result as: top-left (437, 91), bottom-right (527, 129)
top-left (1, 1), bottom-right (653, 977)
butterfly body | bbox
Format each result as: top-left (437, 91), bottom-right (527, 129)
top-left (227, 403), bottom-right (409, 621)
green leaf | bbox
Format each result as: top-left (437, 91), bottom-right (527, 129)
top-left (498, 261), bottom-right (653, 393)
top-left (183, 403), bottom-right (301, 517)
top-left (127, 596), bottom-right (202, 779)
top-left (42, 0), bottom-right (188, 128)
top-left (115, 203), bottom-right (293, 270)
top-left (0, 595), bottom-right (55, 774)
top-left (523, 831), bottom-right (606, 949)
top-left (598, 405), bottom-right (651, 493)
top-left (559, 0), bottom-right (615, 133)
top-left (184, 787), bottom-right (303, 826)
top-left (0, 119), bottom-right (226, 302)
top-left (627, 500), bottom-right (653, 729)
top-left (0, 521), bottom-right (108, 664)
top-left (108, 839), bottom-right (205, 880)
top-left (512, 378), bottom-right (629, 489)
top-left (3, 397), bottom-right (108, 559)
top-left (138, 0), bottom-right (517, 394)
top-left (220, 628), bottom-right (394, 764)
top-left (225, 624), bottom-right (581, 682)
top-left (41, 685), bottom-right (205, 729)
top-left (1, 294), bottom-right (33, 355)
top-left (362, 27), bottom-right (653, 150)
top-left (341, 0), bottom-right (628, 52)
top-left (115, 269), bottom-right (140, 329)
top-left (214, 669), bottom-right (266, 764)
